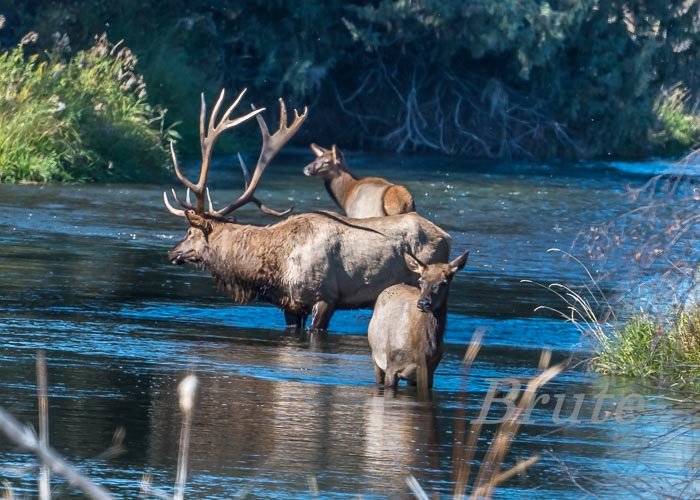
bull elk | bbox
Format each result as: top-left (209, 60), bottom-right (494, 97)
top-left (368, 251), bottom-right (469, 390)
top-left (303, 144), bottom-right (415, 218)
top-left (164, 89), bottom-right (451, 330)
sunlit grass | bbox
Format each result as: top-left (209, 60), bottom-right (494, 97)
top-left (652, 84), bottom-right (700, 156)
top-left (528, 249), bottom-right (700, 388)
top-left (0, 33), bottom-right (174, 183)
top-left (594, 308), bottom-right (700, 386)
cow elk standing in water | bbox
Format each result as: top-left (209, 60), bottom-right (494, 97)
top-left (303, 144), bottom-right (415, 218)
top-left (368, 251), bottom-right (469, 390)
top-left (164, 89), bottom-right (451, 331)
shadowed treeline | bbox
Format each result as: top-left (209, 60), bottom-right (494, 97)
top-left (3, 1), bottom-right (700, 162)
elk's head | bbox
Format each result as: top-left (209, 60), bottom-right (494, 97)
top-left (404, 251), bottom-right (469, 312)
top-left (303, 144), bottom-right (347, 179)
top-left (168, 211), bottom-right (213, 265)
top-left (164, 88), bottom-right (308, 266)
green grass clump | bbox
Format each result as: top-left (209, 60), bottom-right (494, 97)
top-left (593, 308), bottom-right (700, 387)
top-left (0, 33), bottom-right (173, 183)
top-left (651, 85), bottom-right (700, 157)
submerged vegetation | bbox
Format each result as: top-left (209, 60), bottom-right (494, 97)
top-left (0, 30), bottom-right (172, 182)
top-left (3, 0), bottom-right (700, 166)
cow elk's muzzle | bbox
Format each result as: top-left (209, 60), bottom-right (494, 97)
top-left (417, 298), bottom-right (431, 312)
top-left (303, 163), bottom-right (316, 176)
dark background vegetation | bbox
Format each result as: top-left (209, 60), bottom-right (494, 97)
top-left (3, 0), bottom-right (700, 181)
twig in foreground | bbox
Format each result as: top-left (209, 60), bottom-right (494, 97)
top-left (0, 406), bottom-right (113, 500)
top-left (36, 351), bottom-right (50, 500)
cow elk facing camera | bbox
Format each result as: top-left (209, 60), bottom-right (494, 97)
top-left (368, 251), bottom-right (469, 390)
top-left (303, 144), bottom-right (415, 218)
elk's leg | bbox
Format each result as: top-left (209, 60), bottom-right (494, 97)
top-left (373, 361), bottom-right (385, 385)
top-left (309, 301), bottom-right (334, 331)
top-left (427, 370), bottom-right (435, 389)
top-left (384, 370), bottom-right (398, 391)
top-left (284, 311), bottom-right (306, 331)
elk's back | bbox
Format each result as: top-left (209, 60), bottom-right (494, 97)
top-left (285, 212), bottom-right (450, 309)
top-left (344, 178), bottom-right (393, 218)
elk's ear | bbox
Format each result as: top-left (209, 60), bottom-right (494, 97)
top-left (310, 143), bottom-right (325, 157)
top-left (449, 251), bottom-right (469, 274)
top-left (185, 211), bottom-right (213, 235)
top-left (404, 252), bottom-right (426, 275)
top-left (331, 144), bottom-right (343, 164)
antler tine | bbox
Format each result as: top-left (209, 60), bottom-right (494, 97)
top-left (218, 89), bottom-right (248, 131)
top-left (163, 191), bottom-right (186, 217)
top-left (278, 98), bottom-right (288, 131)
top-left (170, 141), bottom-right (196, 192)
top-left (206, 188), bottom-right (214, 213)
top-left (252, 100), bottom-right (308, 184)
top-left (199, 92), bottom-right (207, 149)
top-left (237, 152), bottom-right (251, 188)
top-left (253, 198), bottom-right (295, 217)
top-left (170, 188), bottom-right (196, 210)
top-left (233, 152), bottom-right (292, 217)
top-left (208, 88), bottom-right (227, 136)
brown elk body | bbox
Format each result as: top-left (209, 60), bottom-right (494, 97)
top-left (169, 211), bottom-right (451, 329)
top-left (164, 89), bottom-right (451, 330)
top-left (303, 144), bottom-right (415, 218)
top-left (368, 251), bottom-right (468, 390)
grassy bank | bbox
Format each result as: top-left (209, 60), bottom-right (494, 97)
top-left (529, 248), bottom-right (700, 389)
top-left (0, 32), bottom-right (173, 183)
top-left (592, 309), bottom-right (700, 387)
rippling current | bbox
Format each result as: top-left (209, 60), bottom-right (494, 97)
top-left (1, 152), bottom-right (698, 498)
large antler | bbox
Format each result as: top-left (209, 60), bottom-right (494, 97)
top-left (164, 90), bottom-right (307, 219)
top-left (164, 88), bottom-right (264, 216)
top-left (208, 99), bottom-right (308, 217)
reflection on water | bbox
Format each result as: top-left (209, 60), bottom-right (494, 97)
top-left (0, 154), bottom-right (699, 497)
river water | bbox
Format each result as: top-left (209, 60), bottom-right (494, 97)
top-left (1, 152), bottom-right (698, 498)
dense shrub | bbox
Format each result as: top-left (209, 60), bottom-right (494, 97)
top-left (0, 32), bottom-right (172, 182)
top-left (4, 1), bottom-right (700, 160)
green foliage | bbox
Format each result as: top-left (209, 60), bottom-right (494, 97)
top-left (4, 0), bottom-right (700, 159)
top-left (593, 310), bottom-right (700, 387)
top-left (651, 85), bottom-right (700, 156)
top-left (0, 33), bottom-right (171, 182)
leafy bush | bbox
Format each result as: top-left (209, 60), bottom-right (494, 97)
top-left (0, 33), bottom-right (173, 182)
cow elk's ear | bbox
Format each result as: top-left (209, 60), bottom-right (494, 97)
top-left (449, 251), bottom-right (469, 274)
top-left (185, 210), bottom-right (213, 235)
top-left (404, 252), bottom-right (426, 275)
top-left (331, 144), bottom-right (343, 164)
top-left (311, 143), bottom-right (325, 157)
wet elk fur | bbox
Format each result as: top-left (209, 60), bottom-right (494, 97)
top-left (368, 251), bottom-right (468, 389)
top-left (164, 89), bottom-right (451, 330)
top-left (303, 144), bottom-right (415, 218)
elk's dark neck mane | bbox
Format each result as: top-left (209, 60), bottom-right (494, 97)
top-left (325, 168), bottom-right (358, 210)
top-left (201, 223), bottom-right (300, 311)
